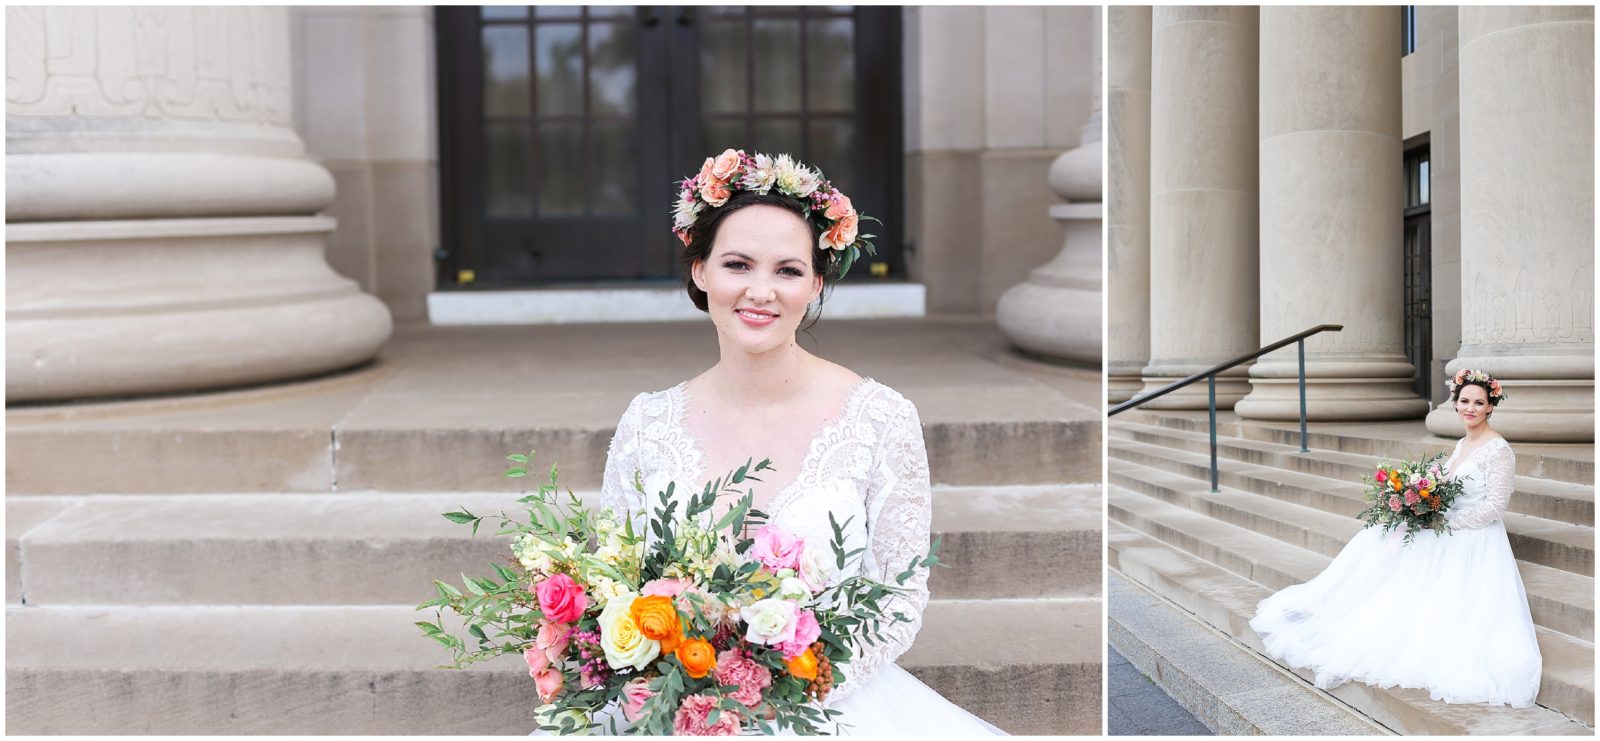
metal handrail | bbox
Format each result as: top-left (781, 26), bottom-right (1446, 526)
top-left (1110, 324), bottom-right (1343, 492)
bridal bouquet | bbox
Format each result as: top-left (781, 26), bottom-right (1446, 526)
top-left (1355, 454), bottom-right (1466, 544)
top-left (417, 452), bottom-right (938, 735)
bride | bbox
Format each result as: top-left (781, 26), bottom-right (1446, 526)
top-left (1249, 369), bottom-right (1542, 708)
top-left (592, 149), bottom-right (1003, 735)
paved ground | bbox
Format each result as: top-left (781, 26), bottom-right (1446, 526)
top-left (1107, 644), bottom-right (1213, 736)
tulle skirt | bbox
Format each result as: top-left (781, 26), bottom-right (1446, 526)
top-left (1249, 521), bottom-right (1542, 707)
top-left (534, 663), bottom-right (1005, 735)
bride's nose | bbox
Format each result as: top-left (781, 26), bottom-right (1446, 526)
top-left (745, 281), bottom-right (777, 303)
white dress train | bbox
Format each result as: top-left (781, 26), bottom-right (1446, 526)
top-left (1249, 436), bottom-right (1542, 707)
top-left (593, 379), bottom-right (1005, 735)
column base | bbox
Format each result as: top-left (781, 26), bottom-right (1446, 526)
top-left (996, 282), bottom-right (1101, 364)
top-left (1133, 364), bottom-right (1252, 410)
top-left (1236, 356), bottom-right (1430, 421)
top-left (7, 216), bottom-right (394, 403)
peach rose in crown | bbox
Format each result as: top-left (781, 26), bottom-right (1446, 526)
top-left (821, 212), bottom-right (859, 250)
top-left (699, 177), bottom-right (733, 207)
top-left (709, 148), bottom-right (743, 182)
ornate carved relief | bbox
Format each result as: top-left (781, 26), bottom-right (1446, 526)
top-left (6, 6), bottom-right (290, 126)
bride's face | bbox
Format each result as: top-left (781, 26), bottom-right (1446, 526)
top-left (692, 204), bottom-right (823, 356)
top-left (1455, 383), bottom-right (1492, 430)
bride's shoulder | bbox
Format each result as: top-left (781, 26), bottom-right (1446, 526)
top-left (617, 383), bottom-right (688, 424)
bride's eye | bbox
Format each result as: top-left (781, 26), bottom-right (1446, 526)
top-left (779, 266), bottom-right (804, 277)
top-left (722, 260), bottom-right (749, 271)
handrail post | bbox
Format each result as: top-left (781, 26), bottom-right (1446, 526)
top-left (1298, 338), bottom-right (1309, 453)
top-left (1208, 374), bottom-right (1219, 493)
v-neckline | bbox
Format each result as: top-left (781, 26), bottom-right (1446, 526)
top-left (669, 376), bottom-right (876, 518)
top-left (1445, 435), bottom-right (1503, 480)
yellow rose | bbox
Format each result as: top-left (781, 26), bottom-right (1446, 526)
top-left (598, 593), bottom-right (660, 671)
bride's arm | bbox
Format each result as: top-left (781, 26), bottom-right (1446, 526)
top-left (1449, 443), bottom-right (1516, 529)
top-left (599, 393), bottom-right (647, 516)
top-left (828, 393), bottom-right (933, 704)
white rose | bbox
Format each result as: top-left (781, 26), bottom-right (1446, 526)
top-left (799, 542), bottom-right (838, 592)
top-left (598, 593), bottom-right (661, 671)
top-left (740, 598), bottom-right (799, 646)
top-left (535, 704), bottom-right (593, 735)
top-left (777, 577), bottom-right (811, 603)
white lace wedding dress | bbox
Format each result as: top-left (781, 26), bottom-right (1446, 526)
top-left (1249, 436), bottom-right (1542, 707)
top-left (596, 378), bottom-right (1004, 735)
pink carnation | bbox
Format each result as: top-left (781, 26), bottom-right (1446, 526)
top-left (1388, 495), bottom-right (1403, 512)
top-left (777, 609), bottom-right (821, 660)
top-left (1403, 488), bottom-right (1420, 505)
top-left (750, 525), bottom-right (805, 572)
top-left (713, 649), bottom-right (773, 708)
top-left (672, 693), bottom-right (741, 736)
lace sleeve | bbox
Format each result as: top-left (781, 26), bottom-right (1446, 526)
top-left (599, 393), bottom-right (647, 516)
top-left (1450, 441), bottom-right (1516, 529)
top-left (828, 392), bottom-right (932, 704)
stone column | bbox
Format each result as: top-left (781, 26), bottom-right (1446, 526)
top-left (1235, 7), bottom-right (1430, 421)
top-left (997, 7), bottom-right (1102, 364)
top-left (1425, 7), bottom-right (1595, 442)
top-left (6, 7), bottom-right (393, 403)
top-left (1106, 6), bottom-right (1151, 403)
top-left (1138, 7), bottom-right (1259, 409)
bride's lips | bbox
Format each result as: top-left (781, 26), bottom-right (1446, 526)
top-left (736, 308), bottom-right (778, 327)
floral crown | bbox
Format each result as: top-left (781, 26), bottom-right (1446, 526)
top-left (673, 148), bottom-right (878, 279)
top-left (1449, 368), bottom-right (1507, 404)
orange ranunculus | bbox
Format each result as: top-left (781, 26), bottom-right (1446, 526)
top-left (631, 595), bottom-right (683, 653)
top-left (676, 637), bottom-right (717, 679)
top-left (1391, 476), bottom-right (1403, 492)
top-left (786, 648), bottom-right (818, 681)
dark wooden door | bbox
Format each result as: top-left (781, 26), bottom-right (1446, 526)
top-left (437, 6), bottom-right (902, 288)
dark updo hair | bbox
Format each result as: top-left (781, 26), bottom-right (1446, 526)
top-left (680, 190), bottom-right (837, 315)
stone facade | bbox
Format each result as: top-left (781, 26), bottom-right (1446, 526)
top-left (1108, 5), bottom-right (1594, 442)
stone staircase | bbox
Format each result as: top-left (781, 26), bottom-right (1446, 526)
top-left (6, 319), bottom-right (1103, 735)
top-left (1108, 408), bottom-right (1595, 735)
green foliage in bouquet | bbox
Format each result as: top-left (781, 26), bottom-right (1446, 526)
top-left (1356, 452), bottom-right (1467, 545)
top-left (416, 451), bottom-right (940, 735)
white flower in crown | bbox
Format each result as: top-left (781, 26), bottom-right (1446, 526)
top-left (771, 154), bottom-right (822, 199)
top-left (741, 152), bottom-right (777, 194)
top-left (672, 188), bottom-right (703, 231)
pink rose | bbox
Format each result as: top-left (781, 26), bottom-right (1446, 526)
top-left (536, 573), bottom-right (588, 624)
top-left (777, 609), bottom-right (821, 660)
top-left (699, 177), bottom-right (732, 207)
top-left (823, 191), bottom-right (855, 221)
top-left (641, 577), bottom-right (693, 599)
top-left (621, 677), bottom-right (655, 723)
top-left (750, 525), bottom-right (805, 571)
top-left (1388, 495), bottom-right (1403, 512)
top-left (673, 693), bottom-right (741, 736)
top-left (535, 667), bottom-right (564, 703)
top-left (819, 211), bottom-right (859, 250)
top-left (709, 148), bottom-right (743, 182)
top-left (524, 646), bottom-right (550, 676)
top-left (537, 620), bottom-right (572, 662)
top-left (1374, 468), bottom-right (1387, 483)
top-left (712, 650), bottom-right (773, 708)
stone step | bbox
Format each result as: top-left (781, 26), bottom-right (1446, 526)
top-left (1108, 485), bottom-right (1596, 726)
top-left (8, 485), bottom-right (1101, 607)
top-left (1112, 420), bottom-right (1595, 527)
top-left (1115, 409), bottom-right (1594, 486)
top-left (1110, 437), bottom-right (1595, 577)
top-left (1109, 522), bottom-right (1594, 735)
top-left (1108, 458), bottom-right (1595, 642)
top-left (3, 597), bottom-right (1102, 735)
top-left (1108, 572), bottom-right (1383, 735)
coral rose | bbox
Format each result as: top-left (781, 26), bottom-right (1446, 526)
top-left (699, 177), bottom-right (732, 207)
top-left (535, 667), bottom-right (564, 703)
top-left (536, 573), bottom-right (588, 624)
top-left (823, 191), bottom-right (854, 220)
top-left (676, 637), bottom-right (717, 679)
top-left (630, 594), bottom-right (683, 654)
top-left (785, 648), bottom-right (818, 681)
top-left (709, 148), bottom-right (743, 182)
top-left (819, 211), bottom-right (859, 251)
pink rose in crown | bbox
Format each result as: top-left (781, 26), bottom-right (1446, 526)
top-left (674, 693), bottom-right (741, 735)
top-left (536, 573), bottom-right (588, 624)
top-left (709, 148), bottom-right (743, 182)
top-left (535, 667), bottom-right (565, 703)
top-left (699, 177), bottom-right (732, 207)
top-left (778, 609), bottom-right (821, 660)
top-left (750, 525), bottom-right (805, 571)
top-left (621, 677), bottom-right (655, 722)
